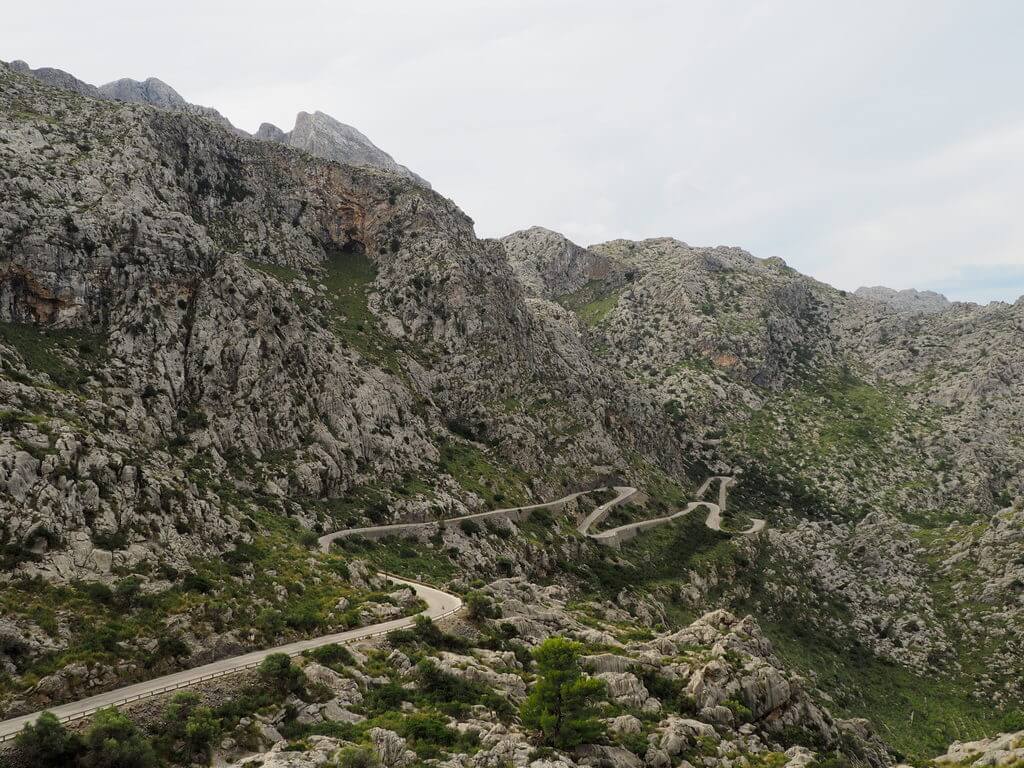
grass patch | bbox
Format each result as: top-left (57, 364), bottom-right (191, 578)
top-left (0, 321), bottom-right (106, 391)
top-left (322, 247), bottom-right (401, 373)
top-left (440, 442), bottom-right (529, 506)
top-left (556, 280), bottom-right (622, 326)
top-left (246, 259), bottom-right (302, 285)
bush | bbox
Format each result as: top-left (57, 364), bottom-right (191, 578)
top-left (1000, 708), bottom-right (1024, 731)
top-left (78, 707), bottom-right (157, 768)
top-left (459, 518), bottom-right (482, 536)
top-left (398, 711), bottom-right (457, 758)
top-left (388, 615), bottom-right (468, 652)
top-left (307, 642), bottom-right (355, 668)
top-left (155, 635), bottom-right (191, 660)
top-left (113, 577), bottom-right (143, 610)
top-left (77, 580), bottom-right (114, 604)
top-left (181, 572), bottom-right (213, 594)
top-left (160, 691), bottom-right (219, 759)
top-left (617, 729), bottom-right (650, 756)
top-left (284, 604), bottom-right (323, 631)
top-left (335, 745), bottom-right (380, 768)
top-left (258, 653), bottom-right (306, 696)
top-left (465, 591), bottom-right (499, 622)
top-left (16, 711), bottom-right (83, 767)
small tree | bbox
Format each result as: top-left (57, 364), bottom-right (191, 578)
top-left (259, 652), bottom-right (306, 695)
top-left (465, 590), bottom-right (499, 622)
top-left (162, 691), bottom-right (220, 761)
top-left (78, 707), bottom-right (157, 768)
top-left (520, 637), bottom-right (606, 748)
top-left (16, 711), bottom-right (82, 767)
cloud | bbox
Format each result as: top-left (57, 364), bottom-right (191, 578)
top-left (3, 0), bottom-right (1024, 301)
top-left (809, 120), bottom-right (1024, 298)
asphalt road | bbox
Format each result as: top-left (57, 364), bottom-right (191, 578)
top-left (0, 475), bottom-right (763, 742)
top-left (0, 573), bottom-right (460, 741)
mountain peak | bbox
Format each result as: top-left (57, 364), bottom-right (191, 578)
top-left (501, 227), bottom-right (616, 297)
top-left (98, 76), bottom-right (186, 108)
top-left (854, 285), bottom-right (951, 313)
top-left (284, 110), bottom-right (430, 187)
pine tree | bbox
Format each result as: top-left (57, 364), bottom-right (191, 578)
top-left (520, 637), bottom-right (606, 748)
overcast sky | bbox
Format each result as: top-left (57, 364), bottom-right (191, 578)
top-left (5, 1), bottom-right (1024, 302)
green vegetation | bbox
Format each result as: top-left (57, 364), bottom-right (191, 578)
top-left (245, 259), bottom-right (302, 285)
top-left (159, 692), bottom-right (221, 763)
top-left (440, 441), bottom-right (529, 506)
top-left (760, 614), bottom-right (1005, 760)
top-left (556, 280), bottom-right (622, 326)
top-left (571, 509), bottom-right (738, 599)
top-left (337, 535), bottom-right (458, 582)
top-left (258, 653), bottom-right (307, 696)
top-left (0, 505), bottom-right (416, 707)
top-left (723, 368), bottom-right (949, 523)
top-left (17, 707), bottom-right (158, 768)
top-left (556, 279), bottom-right (622, 326)
top-left (15, 711), bottom-right (83, 767)
top-left (322, 247), bottom-right (401, 372)
top-left (520, 637), bottom-right (606, 748)
top-left (0, 321), bottom-right (106, 391)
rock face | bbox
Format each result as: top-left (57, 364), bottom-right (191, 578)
top-left (280, 110), bottom-right (430, 188)
top-left (854, 285), bottom-right (952, 314)
top-left (5, 58), bottom-right (428, 183)
top-left (0, 59), bottom-right (689, 588)
top-left (5, 59), bottom-right (102, 97)
top-left (501, 227), bottom-right (616, 298)
top-left (98, 76), bottom-right (188, 108)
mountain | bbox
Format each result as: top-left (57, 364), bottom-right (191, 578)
top-left (854, 285), bottom-right (953, 313)
top-left (501, 226), bottom-right (617, 297)
top-left (4, 58), bottom-right (428, 184)
top-left (262, 110), bottom-right (431, 188)
top-left (1, 57), bottom-right (1022, 768)
top-left (6, 59), bottom-right (102, 97)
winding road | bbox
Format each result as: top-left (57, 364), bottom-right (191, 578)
top-left (0, 476), bottom-right (764, 743)
top-left (0, 574), bottom-right (461, 743)
top-left (578, 476), bottom-right (765, 547)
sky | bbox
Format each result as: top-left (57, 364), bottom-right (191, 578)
top-left (4, 0), bottom-right (1024, 302)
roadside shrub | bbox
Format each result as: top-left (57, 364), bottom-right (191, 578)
top-left (258, 653), bottom-right (305, 696)
top-left (465, 591), bottom-right (499, 622)
top-left (16, 711), bottom-right (83, 767)
top-left (79, 707), bottom-right (157, 768)
top-left (155, 635), bottom-right (191, 660)
top-left (459, 518), bottom-right (482, 536)
top-left (307, 642), bottom-right (355, 668)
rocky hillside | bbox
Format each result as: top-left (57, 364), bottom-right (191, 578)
top-left (503, 233), bottom-right (1024, 754)
top-left (0, 58), bottom-right (702, 724)
top-left (1, 55), bottom-right (1023, 767)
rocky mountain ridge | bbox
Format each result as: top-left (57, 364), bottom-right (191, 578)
top-left (4, 57), bottom-right (427, 184)
top-left (853, 286), bottom-right (953, 314)
top-left (1, 55), bottom-right (1023, 766)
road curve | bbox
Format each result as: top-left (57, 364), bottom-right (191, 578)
top-left (579, 476), bottom-right (766, 546)
top-left (0, 574), bottom-right (461, 742)
top-left (0, 477), bottom-right (764, 742)
top-left (318, 491), bottom-right (592, 550)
